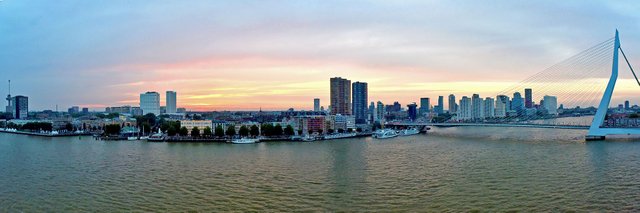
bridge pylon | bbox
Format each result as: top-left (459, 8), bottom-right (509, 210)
top-left (586, 30), bottom-right (640, 140)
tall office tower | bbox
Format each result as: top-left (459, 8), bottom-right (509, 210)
top-left (471, 94), bottom-right (484, 119)
top-left (140, 92), bottom-right (161, 116)
top-left (330, 77), bottom-right (351, 115)
top-left (166, 91), bottom-right (177, 114)
top-left (407, 103), bottom-right (418, 121)
top-left (369, 102), bottom-right (375, 123)
top-left (543, 95), bottom-right (558, 115)
top-left (314, 98), bottom-right (321, 111)
top-left (495, 98), bottom-right (506, 118)
top-left (483, 97), bottom-right (495, 118)
top-left (496, 95), bottom-right (511, 111)
top-left (376, 101), bottom-right (385, 122)
top-left (459, 96), bottom-right (472, 120)
top-left (436, 96), bottom-right (444, 114)
top-left (9, 95), bottom-right (28, 119)
top-left (393, 102), bottom-right (401, 112)
top-left (512, 92), bottom-right (524, 115)
top-left (524, 88), bottom-right (533, 108)
top-left (448, 94), bottom-right (456, 114)
top-left (419, 97), bottom-right (430, 115)
top-left (625, 100), bottom-right (630, 110)
top-left (352, 81), bottom-right (368, 124)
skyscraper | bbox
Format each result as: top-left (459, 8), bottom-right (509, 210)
top-left (140, 92), bottom-right (160, 116)
top-left (435, 96), bottom-right (444, 114)
top-left (419, 97), bottom-right (430, 115)
top-left (495, 98), bottom-right (506, 118)
top-left (407, 103), bottom-right (417, 121)
top-left (166, 91), bottom-right (177, 114)
top-left (471, 94), bottom-right (484, 119)
top-left (543, 95), bottom-right (558, 115)
top-left (484, 97), bottom-right (495, 118)
top-left (459, 96), bottom-right (471, 120)
top-left (496, 95), bottom-right (510, 111)
top-left (330, 77), bottom-right (351, 115)
top-left (314, 98), bottom-right (320, 111)
top-left (9, 95), bottom-right (28, 119)
top-left (376, 101), bottom-right (385, 122)
top-left (524, 88), bottom-right (533, 108)
top-left (352, 81), bottom-right (368, 124)
top-left (448, 94), bottom-right (456, 114)
top-left (369, 102), bottom-right (375, 123)
top-left (625, 100), bottom-right (630, 110)
top-left (512, 92), bottom-right (524, 115)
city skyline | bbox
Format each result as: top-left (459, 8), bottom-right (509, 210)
top-left (3, 1), bottom-right (640, 111)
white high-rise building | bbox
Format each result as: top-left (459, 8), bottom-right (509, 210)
top-left (166, 91), bottom-right (177, 114)
top-left (471, 94), bottom-right (484, 119)
top-left (458, 96), bottom-right (472, 120)
top-left (543, 95), bottom-right (558, 115)
top-left (314, 98), bottom-right (320, 111)
top-left (484, 97), bottom-right (495, 118)
top-left (140, 92), bottom-right (160, 116)
top-left (495, 98), bottom-right (506, 118)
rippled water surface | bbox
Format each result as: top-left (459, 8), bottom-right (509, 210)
top-left (1, 127), bottom-right (640, 212)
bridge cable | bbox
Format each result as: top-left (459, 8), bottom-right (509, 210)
top-left (619, 47), bottom-right (640, 87)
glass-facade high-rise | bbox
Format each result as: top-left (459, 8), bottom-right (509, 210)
top-left (419, 97), bottom-right (430, 115)
top-left (407, 103), bottom-right (417, 121)
top-left (525, 88), bottom-right (533, 108)
top-left (140, 92), bottom-right (160, 116)
top-left (448, 94), bottom-right (456, 114)
top-left (352, 81), bottom-right (368, 124)
top-left (166, 91), bottom-right (177, 114)
top-left (314, 98), bottom-right (320, 111)
top-left (330, 77), bottom-right (351, 115)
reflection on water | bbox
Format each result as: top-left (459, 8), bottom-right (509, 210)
top-left (1, 128), bottom-right (640, 211)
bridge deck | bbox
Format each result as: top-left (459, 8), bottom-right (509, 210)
top-left (387, 123), bottom-right (590, 130)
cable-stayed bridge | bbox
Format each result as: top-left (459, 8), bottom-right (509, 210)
top-left (392, 30), bottom-right (640, 140)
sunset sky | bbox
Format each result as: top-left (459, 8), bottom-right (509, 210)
top-left (2, 0), bottom-right (640, 111)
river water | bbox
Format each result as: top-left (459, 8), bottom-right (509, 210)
top-left (1, 127), bottom-right (639, 212)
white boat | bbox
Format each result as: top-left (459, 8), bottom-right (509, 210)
top-left (302, 136), bottom-right (316, 142)
top-left (127, 136), bottom-right (138, 141)
top-left (399, 128), bottom-right (420, 136)
top-left (374, 129), bottom-right (398, 139)
top-left (232, 138), bottom-right (259, 144)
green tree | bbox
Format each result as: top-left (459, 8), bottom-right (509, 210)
top-left (239, 125), bottom-right (249, 137)
top-left (191, 127), bottom-right (200, 137)
top-left (328, 129), bottom-right (334, 134)
top-left (356, 127), bottom-right (362, 132)
top-left (65, 123), bottom-right (73, 131)
top-left (167, 126), bottom-right (177, 136)
top-left (226, 125), bottom-right (236, 137)
top-left (308, 129), bottom-right (313, 135)
top-left (274, 124), bottom-right (284, 136)
top-left (283, 125), bottom-right (294, 136)
top-left (179, 126), bottom-right (189, 136)
top-left (318, 129), bottom-right (324, 135)
top-left (215, 125), bottom-right (225, 137)
top-left (261, 123), bottom-right (274, 136)
top-left (104, 124), bottom-right (121, 135)
top-left (250, 125), bottom-right (260, 137)
top-left (203, 126), bottom-right (212, 137)
top-left (338, 128), bottom-right (344, 133)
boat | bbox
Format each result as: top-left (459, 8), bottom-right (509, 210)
top-left (231, 138), bottom-right (259, 144)
top-left (399, 128), bottom-right (420, 136)
top-left (323, 132), bottom-right (357, 140)
top-left (127, 136), bottom-right (138, 141)
top-left (373, 129), bottom-right (398, 139)
top-left (147, 133), bottom-right (164, 142)
top-left (302, 136), bottom-right (317, 142)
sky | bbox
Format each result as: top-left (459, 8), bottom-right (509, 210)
top-left (2, 0), bottom-right (640, 111)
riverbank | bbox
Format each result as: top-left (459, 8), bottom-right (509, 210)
top-left (0, 129), bottom-right (92, 137)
